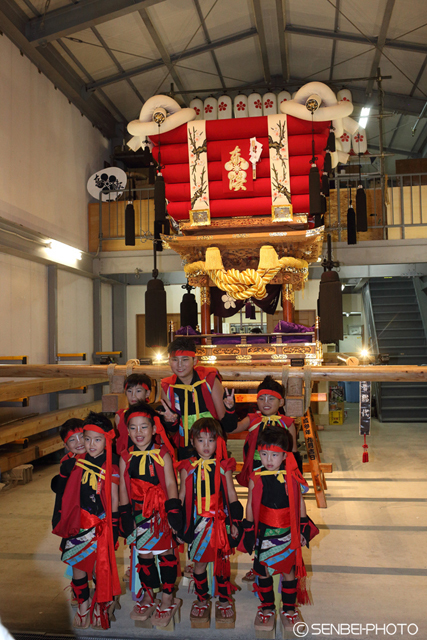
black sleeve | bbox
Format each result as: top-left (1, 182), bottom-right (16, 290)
top-left (52, 459), bottom-right (75, 529)
top-left (158, 410), bottom-right (180, 433)
top-left (221, 410), bottom-right (238, 433)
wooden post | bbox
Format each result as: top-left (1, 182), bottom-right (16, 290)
top-left (282, 283), bottom-right (295, 322)
top-left (213, 315), bottom-right (222, 333)
top-left (200, 286), bottom-right (211, 340)
top-left (301, 409), bottom-right (327, 508)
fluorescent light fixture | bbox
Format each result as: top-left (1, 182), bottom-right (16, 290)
top-left (359, 107), bottom-right (370, 130)
top-left (47, 240), bottom-right (82, 262)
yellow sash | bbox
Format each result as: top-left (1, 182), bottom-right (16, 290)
top-left (76, 459), bottom-right (105, 491)
top-left (255, 469), bottom-right (287, 484)
top-left (131, 449), bottom-right (164, 475)
top-left (171, 379), bottom-right (206, 446)
top-left (249, 414), bottom-right (282, 433)
top-left (191, 457), bottom-right (216, 514)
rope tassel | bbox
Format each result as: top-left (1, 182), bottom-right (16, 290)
top-left (362, 434), bottom-right (369, 463)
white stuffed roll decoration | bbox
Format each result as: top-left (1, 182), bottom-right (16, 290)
top-left (280, 82), bottom-right (353, 122)
top-left (218, 95), bottom-right (232, 119)
top-left (332, 118), bottom-right (344, 138)
top-left (263, 91), bottom-right (277, 115)
top-left (190, 97), bottom-right (204, 120)
top-left (203, 95), bottom-right (218, 120)
top-left (352, 128), bottom-right (368, 154)
top-left (248, 92), bottom-right (263, 117)
top-left (127, 95), bottom-right (196, 147)
top-left (342, 116), bottom-right (360, 136)
top-left (234, 93), bottom-right (248, 118)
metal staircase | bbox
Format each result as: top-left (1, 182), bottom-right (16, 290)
top-left (367, 277), bottom-right (427, 422)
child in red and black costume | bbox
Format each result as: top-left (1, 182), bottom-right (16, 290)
top-left (223, 375), bottom-right (301, 487)
top-left (115, 373), bottom-right (152, 456)
top-left (241, 425), bottom-right (318, 634)
top-left (177, 417), bottom-right (243, 627)
top-left (160, 337), bottom-right (228, 461)
top-left (52, 419), bottom-right (85, 530)
top-left (52, 412), bottom-right (121, 630)
top-left (119, 402), bottom-right (182, 627)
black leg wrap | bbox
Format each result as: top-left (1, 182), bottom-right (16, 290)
top-left (193, 570), bottom-right (209, 602)
top-left (137, 557), bottom-right (160, 591)
top-left (72, 576), bottom-right (90, 605)
top-left (216, 574), bottom-right (232, 603)
top-left (294, 451), bottom-right (303, 475)
top-left (256, 576), bottom-right (275, 610)
top-left (158, 554), bottom-right (178, 594)
top-left (281, 577), bottom-right (297, 612)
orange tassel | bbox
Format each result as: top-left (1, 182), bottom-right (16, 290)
top-left (362, 434), bottom-right (369, 463)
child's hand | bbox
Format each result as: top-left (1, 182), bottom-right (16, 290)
top-left (300, 534), bottom-right (307, 547)
top-left (176, 536), bottom-right (184, 544)
top-left (231, 524), bottom-right (239, 539)
top-left (223, 388), bottom-right (235, 410)
top-left (158, 400), bottom-right (179, 424)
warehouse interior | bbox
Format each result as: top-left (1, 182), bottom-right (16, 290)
top-left (0, 0), bottom-right (427, 638)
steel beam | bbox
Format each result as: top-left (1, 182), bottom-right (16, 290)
top-left (26, 0), bottom-right (165, 45)
top-left (193, 0), bottom-right (226, 90)
top-left (366, 0), bottom-right (395, 96)
top-left (86, 28), bottom-right (257, 91)
top-left (47, 265), bottom-right (59, 411)
top-left (0, 0), bottom-right (117, 138)
top-left (285, 24), bottom-right (427, 55)
top-left (137, 8), bottom-right (188, 105)
top-left (112, 284), bottom-right (127, 364)
top-left (368, 144), bottom-right (421, 158)
top-left (329, 0), bottom-right (340, 82)
top-left (252, 0), bottom-right (271, 84)
top-left (410, 120), bottom-right (427, 157)
top-left (275, 0), bottom-right (289, 82)
top-left (388, 54), bottom-right (427, 150)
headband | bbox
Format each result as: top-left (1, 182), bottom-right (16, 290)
top-left (63, 428), bottom-right (83, 444)
top-left (83, 424), bottom-right (115, 441)
top-left (126, 411), bottom-right (153, 422)
top-left (257, 389), bottom-right (283, 400)
top-left (257, 444), bottom-right (287, 453)
top-left (169, 350), bottom-right (196, 357)
top-left (124, 382), bottom-right (150, 391)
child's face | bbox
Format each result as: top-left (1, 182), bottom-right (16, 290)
top-left (257, 393), bottom-right (284, 416)
top-left (169, 355), bottom-right (196, 382)
top-left (192, 432), bottom-right (217, 460)
top-left (84, 430), bottom-right (106, 458)
top-left (126, 384), bottom-right (150, 406)
top-left (66, 431), bottom-right (85, 455)
top-left (259, 448), bottom-right (286, 471)
top-left (127, 415), bottom-right (155, 449)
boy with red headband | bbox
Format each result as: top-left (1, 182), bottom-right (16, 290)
top-left (177, 417), bottom-right (243, 628)
top-left (115, 373), bottom-right (152, 456)
top-left (241, 425), bottom-right (318, 635)
top-left (160, 337), bottom-right (226, 460)
top-left (52, 412), bottom-right (121, 631)
top-left (118, 402), bottom-right (182, 628)
top-left (223, 375), bottom-right (299, 488)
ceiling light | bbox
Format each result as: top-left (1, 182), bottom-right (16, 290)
top-left (359, 107), bottom-right (370, 129)
top-left (47, 240), bottom-right (82, 263)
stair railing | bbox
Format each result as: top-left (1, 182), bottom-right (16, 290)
top-left (362, 283), bottom-right (382, 420)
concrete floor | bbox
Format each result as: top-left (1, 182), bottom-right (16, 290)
top-left (0, 405), bottom-right (426, 640)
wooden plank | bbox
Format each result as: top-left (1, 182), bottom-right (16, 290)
top-left (0, 401), bottom-right (102, 446)
top-left (235, 392), bottom-right (327, 403)
top-left (301, 410), bottom-right (327, 508)
top-left (303, 462), bottom-right (332, 473)
top-left (0, 377), bottom-right (107, 402)
top-left (0, 364), bottom-right (427, 383)
top-left (0, 435), bottom-right (65, 472)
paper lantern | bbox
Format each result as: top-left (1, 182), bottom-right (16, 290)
top-left (217, 95), bottom-right (232, 119)
top-left (263, 91), bottom-right (277, 115)
top-left (337, 89), bottom-right (353, 104)
top-left (352, 128), bottom-right (367, 154)
top-left (204, 95), bottom-right (218, 120)
top-left (278, 90), bottom-right (291, 106)
top-left (190, 97), bottom-right (204, 120)
top-left (340, 130), bottom-right (352, 154)
top-left (248, 92), bottom-right (263, 117)
top-left (234, 93), bottom-right (248, 118)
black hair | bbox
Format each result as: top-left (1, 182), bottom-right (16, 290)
top-left (257, 425), bottom-right (292, 452)
top-left (167, 336), bottom-right (197, 355)
top-left (190, 417), bottom-right (225, 441)
top-left (83, 411), bottom-right (114, 434)
top-left (125, 402), bottom-right (156, 427)
top-left (59, 418), bottom-right (84, 443)
top-left (124, 373), bottom-right (152, 391)
top-left (257, 375), bottom-right (285, 399)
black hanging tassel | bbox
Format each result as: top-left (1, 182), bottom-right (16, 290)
top-left (125, 202), bottom-right (136, 246)
top-left (314, 213), bottom-right (324, 228)
top-left (326, 127), bottom-right (336, 152)
top-left (324, 150), bottom-right (332, 174)
top-left (320, 194), bottom-right (327, 214)
top-left (322, 172), bottom-right (330, 197)
top-left (309, 165), bottom-right (322, 214)
top-left (347, 206), bottom-right (357, 244)
top-left (356, 182), bottom-right (368, 232)
top-left (154, 173), bottom-right (166, 221)
top-left (318, 270), bottom-right (343, 343)
top-left (148, 163), bottom-right (155, 184)
top-left (143, 142), bottom-right (152, 165)
top-left (145, 278), bottom-right (167, 347)
top-left (181, 291), bottom-right (198, 329)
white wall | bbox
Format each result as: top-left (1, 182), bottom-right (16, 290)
top-left (0, 34), bottom-right (110, 251)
